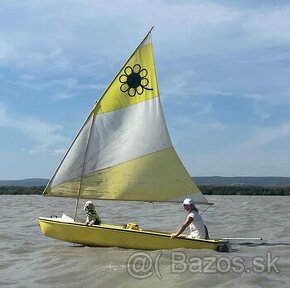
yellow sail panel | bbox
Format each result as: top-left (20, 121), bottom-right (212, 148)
top-left (94, 39), bottom-right (159, 115)
top-left (45, 179), bottom-right (81, 198)
top-left (46, 147), bottom-right (208, 204)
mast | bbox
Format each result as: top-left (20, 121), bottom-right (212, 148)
top-left (73, 115), bottom-right (95, 221)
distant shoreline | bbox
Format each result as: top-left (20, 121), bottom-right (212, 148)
top-left (1, 185), bottom-right (290, 196)
top-left (2, 177), bottom-right (290, 187)
top-left (200, 185), bottom-right (290, 196)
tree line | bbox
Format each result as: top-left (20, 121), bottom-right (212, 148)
top-left (0, 185), bottom-right (290, 195)
top-left (0, 186), bottom-right (45, 195)
top-left (200, 185), bottom-right (290, 196)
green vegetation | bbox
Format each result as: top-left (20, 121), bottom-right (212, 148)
top-left (199, 185), bottom-right (290, 196)
top-left (0, 186), bottom-right (45, 195)
top-left (0, 185), bottom-right (290, 195)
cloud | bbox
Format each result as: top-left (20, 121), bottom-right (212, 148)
top-left (0, 103), bottom-right (9, 126)
top-left (240, 123), bottom-right (290, 149)
top-left (75, 84), bottom-right (107, 91)
top-left (28, 148), bottom-right (66, 155)
top-left (0, 102), bottom-right (68, 154)
top-left (244, 7), bottom-right (290, 45)
top-left (0, 39), bottom-right (13, 61)
top-left (4, 76), bottom-right (81, 101)
top-left (1, 1), bottom-right (290, 102)
top-left (1, 0), bottom-right (290, 178)
top-left (184, 122), bottom-right (290, 176)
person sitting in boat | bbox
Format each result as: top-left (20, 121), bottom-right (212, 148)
top-left (84, 201), bottom-right (101, 226)
top-left (170, 198), bottom-right (209, 239)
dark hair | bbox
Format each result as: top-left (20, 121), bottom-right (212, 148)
top-left (192, 204), bottom-right (199, 213)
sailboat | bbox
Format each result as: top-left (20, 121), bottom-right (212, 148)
top-left (39, 28), bottom-right (231, 252)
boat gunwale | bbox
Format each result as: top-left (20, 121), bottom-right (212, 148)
top-left (38, 217), bottom-right (227, 244)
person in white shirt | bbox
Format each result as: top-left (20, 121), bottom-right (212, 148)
top-left (170, 198), bottom-right (209, 239)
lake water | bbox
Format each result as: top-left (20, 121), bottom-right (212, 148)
top-left (1, 195), bottom-right (290, 288)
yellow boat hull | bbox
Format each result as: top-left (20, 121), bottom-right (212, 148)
top-left (39, 217), bottom-right (230, 251)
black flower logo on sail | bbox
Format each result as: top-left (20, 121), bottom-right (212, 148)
top-left (119, 64), bottom-right (153, 97)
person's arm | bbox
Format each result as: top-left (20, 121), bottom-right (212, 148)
top-left (88, 219), bottom-right (95, 226)
top-left (170, 216), bottom-right (193, 239)
top-left (86, 211), bottom-right (98, 226)
top-left (85, 215), bottom-right (90, 225)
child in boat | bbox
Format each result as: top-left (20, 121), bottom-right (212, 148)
top-left (170, 198), bottom-right (209, 239)
top-left (84, 201), bottom-right (101, 226)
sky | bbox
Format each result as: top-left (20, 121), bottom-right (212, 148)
top-left (1, 0), bottom-right (290, 179)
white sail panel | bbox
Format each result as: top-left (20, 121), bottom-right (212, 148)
top-left (48, 116), bottom-right (93, 194)
top-left (84, 97), bottom-right (171, 175)
top-left (48, 97), bottom-right (172, 189)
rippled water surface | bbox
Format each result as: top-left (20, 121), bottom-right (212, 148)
top-left (1, 195), bottom-right (290, 287)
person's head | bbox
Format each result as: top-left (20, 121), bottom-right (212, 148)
top-left (84, 201), bottom-right (95, 211)
top-left (182, 198), bottom-right (198, 212)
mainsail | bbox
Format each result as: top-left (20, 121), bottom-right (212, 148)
top-left (43, 29), bottom-right (208, 204)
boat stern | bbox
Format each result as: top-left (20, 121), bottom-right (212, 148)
top-left (217, 241), bottom-right (232, 252)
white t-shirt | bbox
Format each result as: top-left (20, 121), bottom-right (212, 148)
top-left (187, 211), bottom-right (206, 239)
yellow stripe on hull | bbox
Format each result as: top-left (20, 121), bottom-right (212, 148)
top-left (39, 217), bottom-right (228, 251)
